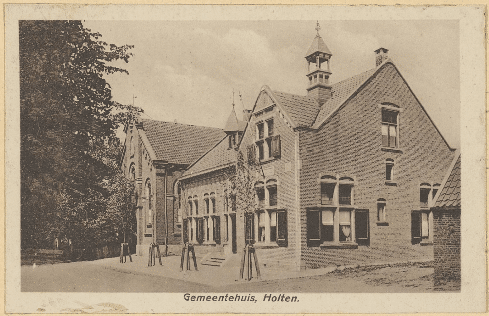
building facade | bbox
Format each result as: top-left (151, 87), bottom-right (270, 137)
top-left (121, 119), bottom-right (226, 255)
top-left (175, 29), bottom-right (456, 271)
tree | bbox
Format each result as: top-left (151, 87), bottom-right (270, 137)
top-left (20, 20), bottom-right (135, 250)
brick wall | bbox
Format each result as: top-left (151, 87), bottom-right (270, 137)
top-left (299, 63), bottom-right (455, 268)
top-left (433, 209), bottom-right (461, 284)
top-left (238, 91), bottom-right (302, 270)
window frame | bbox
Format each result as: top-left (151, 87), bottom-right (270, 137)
top-left (308, 175), bottom-right (358, 248)
top-left (255, 118), bottom-right (280, 161)
top-left (376, 199), bottom-right (388, 226)
top-left (380, 103), bottom-right (402, 150)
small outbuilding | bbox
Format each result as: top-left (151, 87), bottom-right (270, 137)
top-left (431, 151), bottom-right (461, 289)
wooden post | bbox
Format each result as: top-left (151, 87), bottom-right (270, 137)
top-left (252, 246), bottom-right (260, 279)
top-left (240, 246), bottom-right (247, 279)
top-left (190, 244), bottom-right (198, 271)
top-left (180, 244), bottom-right (186, 271)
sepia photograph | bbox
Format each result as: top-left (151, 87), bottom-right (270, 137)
top-left (5, 4), bottom-right (486, 314)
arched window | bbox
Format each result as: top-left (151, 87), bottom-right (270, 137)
top-left (188, 196), bottom-right (193, 216)
top-left (145, 179), bottom-right (152, 225)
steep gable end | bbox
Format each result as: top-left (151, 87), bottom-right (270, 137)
top-left (254, 91), bottom-right (275, 113)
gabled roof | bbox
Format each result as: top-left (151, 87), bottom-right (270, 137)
top-left (306, 35), bottom-right (332, 58)
top-left (141, 119), bottom-right (226, 165)
top-left (433, 152), bottom-right (461, 209)
top-left (312, 67), bottom-right (378, 128)
top-left (272, 91), bottom-right (321, 127)
top-left (181, 135), bottom-right (236, 179)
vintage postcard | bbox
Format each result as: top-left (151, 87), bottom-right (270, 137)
top-left (4, 4), bottom-right (486, 314)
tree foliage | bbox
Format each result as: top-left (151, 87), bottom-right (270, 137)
top-left (20, 20), bottom-right (137, 251)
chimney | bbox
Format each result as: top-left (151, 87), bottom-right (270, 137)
top-left (375, 48), bottom-right (389, 67)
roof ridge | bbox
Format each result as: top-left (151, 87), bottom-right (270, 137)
top-left (142, 118), bottom-right (223, 131)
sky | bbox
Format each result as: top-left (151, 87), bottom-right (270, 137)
top-left (83, 20), bottom-right (460, 149)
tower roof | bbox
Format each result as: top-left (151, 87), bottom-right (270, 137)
top-left (223, 107), bottom-right (245, 132)
top-left (306, 34), bottom-right (332, 58)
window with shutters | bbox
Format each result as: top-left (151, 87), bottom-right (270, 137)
top-left (308, 175), bottom-right (360, 248)
top-left (254, 179), bottom-right (287, 247)
top-left (255, 118), bottom-right (281, 162)
top-left (381, 108), bottom-right (399, 149)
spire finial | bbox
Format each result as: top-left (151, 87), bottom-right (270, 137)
top-left (232, 89), bottom-right (235, 108)
top-left (315, 20), bottom-right (321, 36)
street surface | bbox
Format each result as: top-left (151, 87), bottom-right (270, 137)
top-left (21, 258), bottom-right (457, 293)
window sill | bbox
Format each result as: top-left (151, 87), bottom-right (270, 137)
top-left (420, 240), bottom-right (433, 246)
top-left (376, 221), bottom-right (389, 226)
top-left (254, 242), bottom-right (279, 249)
top-left (315, 205), bottom-right (356, 209)
top-left (259, 157), bottom-right (279, 164)
top-left (202, 242), bottom-right (217, 246)
top-left (320, 242), bottom-right (358, 249)
top-left (385, 181), bottom-right (397, 186)
top-left (381, 147), bottom-right (403, 154)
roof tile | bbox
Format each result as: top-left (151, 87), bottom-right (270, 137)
top-left (434, 154), bottom-right (461, 208)
top-left (142, 119), bottom-right (226, 165)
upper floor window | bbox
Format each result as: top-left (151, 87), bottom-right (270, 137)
top-left (130, 136), bottom-right (135, 156)
top-left (255, 119), bottom-right (281, 161)
top-left (382, 109), bottom-right (399, 148)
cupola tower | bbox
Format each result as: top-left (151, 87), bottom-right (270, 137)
top-left (305, 22), bottom-right (332, 105)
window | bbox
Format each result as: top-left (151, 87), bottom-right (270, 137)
top-left (210, 193), bottom-right (216, 214)
top-left (320, 175), bottom-right (336, 205)
top-left (411, 210), bottom-right (433, 245)
top-left (419, 183), bottom-right (431, 208)
top-left (130, 136), bottom-right (134, 156)
top-left (377, 199), bottom-right (387, 224)
top-left (385, 159), bottom-right (394, 182)
top-left (253, 179), bottom-right (287, 247)
top-left (308, 175), bottom-right (360, 247)
top-left (193, 196), bottom-right (199, 215)
top-left (204, 194), bottom-right (210, 214)
top-left (188, 197), bottom-right (193, 216)
top-left (255, 119), bottom-right (281, 161)
top-left (145, 180), bottom-right (152, 235)
top-left (382, 109), bottom-right (399, 148)
top-left (412, 182), bottom-right (439, 245)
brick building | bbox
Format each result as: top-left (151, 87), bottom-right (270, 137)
top-left (121, 119), bottom-right (225, 255)
top-left (175, 29), bottom-right (456, 271)
top-left (432, 151), bottom-right (461, 288)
